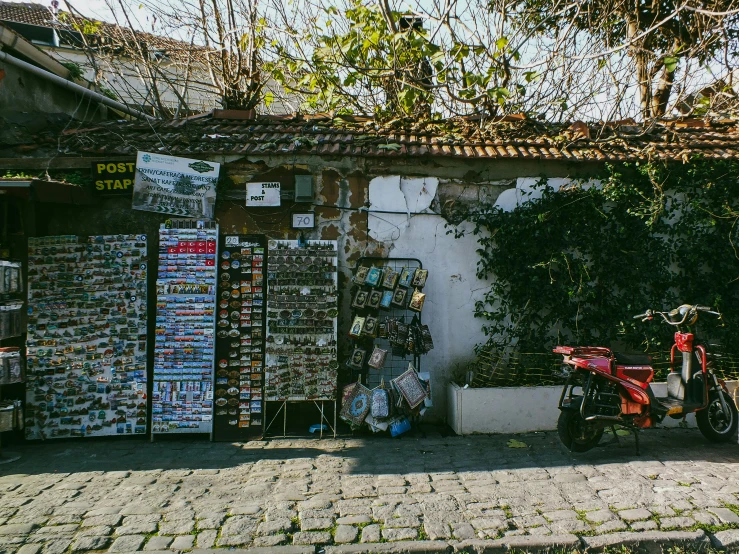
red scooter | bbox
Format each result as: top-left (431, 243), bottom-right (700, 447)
top-left (555, 304), bottom-right (738, 452)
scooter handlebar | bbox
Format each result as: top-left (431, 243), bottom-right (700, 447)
top-left (633, 310), bottom-right (652, 320)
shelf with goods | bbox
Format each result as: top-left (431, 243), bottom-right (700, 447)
top-left (0, 259), bottom-right (24, 462)
top-left (24, 235), bottom-right (149, 440)
top-left (213, 234), bottom-right (267, 441)
top-left (264, 240), bottom-right (339, 437)
top-left (342, 257), bottom-right (434, 435)
top-left (151, 221), bottom-right (218, 436)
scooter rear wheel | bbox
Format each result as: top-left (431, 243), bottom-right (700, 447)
top-left (557, 409), bottom-right (604, 452)
top-left (696, 390), bottom-right (738, 442)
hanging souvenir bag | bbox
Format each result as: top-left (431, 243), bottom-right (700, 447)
top-left (371, 378), bottom-right (390, 419)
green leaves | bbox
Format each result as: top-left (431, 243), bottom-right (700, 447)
top-left (663, 56), bottom-right (678, 73)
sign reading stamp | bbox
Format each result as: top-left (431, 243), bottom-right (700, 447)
top-left (246, 182), bottom-right (281, 207)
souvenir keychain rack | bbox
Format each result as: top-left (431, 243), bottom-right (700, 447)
top-left (264, 239), bottom-right (339, 438)
top-left (351, 257), bottom-right (422, 389)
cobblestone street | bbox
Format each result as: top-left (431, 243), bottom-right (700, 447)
top-left (0, 428), bottom-right (738, 553)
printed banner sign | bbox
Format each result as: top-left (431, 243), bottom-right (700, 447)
top-left (246, 182), bottom-right (281, 207)
top-left (133, 152), bottom-right (219, 218)
top-left (91, 160), bottom-right (136, 193)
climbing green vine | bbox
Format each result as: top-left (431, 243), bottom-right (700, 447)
top-left (451, 159), bottom-right (739, 365)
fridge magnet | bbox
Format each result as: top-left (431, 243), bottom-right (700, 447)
top-left (364, 266), bottom-right (382, 287)
top-left (349, 316), bottom-right (365, 338)
top-left (347, 348), bottom-right (366, 369)
top-left (367, 346), bottom-right (388, 369)
top-left (408, 289), bottom-right (426, 312)
top-left (381, 269), bottom-right (399, 289)
top-left (367, 290), bottom-right (382, 309)
top-left (392, 364), bottom-right (428, 409)
top-left (353, 266), bottom-right (370, 284)
top-left (351, 290), bottom-right (368, 309)
top-left (362, 316), bottom-right (378, 338)
top-left (398, 267), bottom-right (415, 287)
top-left (391, 288), bottom-right (408, 308)
top-left (411, 269), bottom-right (428, 288)
top-left (380, 290), bottom-right (393, 309)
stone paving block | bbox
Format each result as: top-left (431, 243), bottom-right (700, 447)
top-left (360, 524), bottom-right (381, 543)
top-left (0, 523), bottom-right (36, 535)
top-left (618, 508), bottom-right (652, 522)
top-left (693, 511), bottom-right (720, 526)
top-left (253, 534), bottom-right (288, 547)
top-left (630, 520), bottom-right (659, 531)
top-left (300, 517), bottom-right (333, 531)
top-left (143, 536), bottom-right (173, 551)
top-left (257, 519), bottom-right (293, 535)
top-left (660, 516), bottom-right (696, 529)
top-left (384, 516), bottom-right (420, 529)
top-left (381, 527), bottom-right (418, 541)
top-left (451, 522), bottom-right (475, 540)
top-left (709, 507), bottom-right (739, 524)
top-left (35, 524), bottom-right (79, 536)
top-left (597, 520), bottom-right (628, 533)
top-left (221, 516), bottom-right (258, 536)
top-left (230, 504), bottom-right (261, 515)
top-left (115, 521), bottom-right (159, 535)
top-left (109, 534), bottom-right (146, 552)
top-left (469, 518), bottom-right (505, 531)
top-left (71, 535), bottom-right (110, 552)
top-left (159, 518), bottom-right (194, 535)
top-left (293, 531), bottom-right (332, 545)
top-left (711, 529), bottom-right (739, 550)
top-left (216, 534), bottom-right (252, 547)
top-left (423, 520), bottom-right (450, 540)
top-left (171, 535), bottom-right (195, 550)
top-left (336, 515), bottom-right (370, 525)
top-left (83, 507), bottom-right (122, 517)
top-left (16, 545), bottom-right (41, 554)
top-left (41, 538), bottom-right (72, 554)
top-left (585, 509), bottom-right (618, 523)
top-left (334, 525), bottom-right (358, 544)
top-left (195, 530), bottom-right (217, 549)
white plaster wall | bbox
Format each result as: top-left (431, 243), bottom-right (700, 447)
top-left (367, 176), bottom-right (491, 421)
top-left (495, 177), bottom-right (600, 211)
top-left (448, 381), bottom-right (738, 435)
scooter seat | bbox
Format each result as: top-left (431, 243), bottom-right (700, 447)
top-left (614, 352), bottom-right (652, 366)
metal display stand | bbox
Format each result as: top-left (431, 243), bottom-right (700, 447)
top-left (264, 240), bottom-right (339, 439)
top-left (0, 259), bottom-right (24, 461)
top-left (151, 221), bottom-right (218, 438)
top-left (213, 234), bottom-right (267, 441)
top-left (352, 257), bottom-right (423, 389)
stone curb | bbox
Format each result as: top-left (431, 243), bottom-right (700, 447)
top-left (324, 541), bottom-right (452, 554)
top-left (580, 530), bottom-right (710, 552)
top-left (454, 534), bottom-right (580, 554)
top-left (711, 529), bottom-right (739, 550)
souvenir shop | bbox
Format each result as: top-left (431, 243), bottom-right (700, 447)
top-left (0, 166), bottom-right (435, 453)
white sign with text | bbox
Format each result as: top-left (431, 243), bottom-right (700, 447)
top-left (246, 182), bottom-right (281, 207)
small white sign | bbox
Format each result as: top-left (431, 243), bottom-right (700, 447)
top-left (291, 212), bottom-right (315, 229)
top-left (246, 182), bottom-right (281, 206)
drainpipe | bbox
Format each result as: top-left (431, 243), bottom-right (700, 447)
top-left (0, 50), bottom-right (156, 121)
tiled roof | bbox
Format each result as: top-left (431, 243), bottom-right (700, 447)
top-left (0, 1), bottom-right (207, 63)
top-left (43, 112), bottom-right (739, 163)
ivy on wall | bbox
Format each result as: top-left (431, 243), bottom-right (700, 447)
top-left (452, 159), bottom-right (739, 363)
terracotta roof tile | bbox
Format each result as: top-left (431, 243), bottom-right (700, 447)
top-left (14, 111), bottom-right (739, 163)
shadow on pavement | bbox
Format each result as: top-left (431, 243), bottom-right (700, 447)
top-left (0, 428), bottom-right (737, 477)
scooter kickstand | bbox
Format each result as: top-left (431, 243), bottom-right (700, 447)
top-left (611, 426), bottom-right (621, 446)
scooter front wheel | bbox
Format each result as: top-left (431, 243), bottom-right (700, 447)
top-left (557, 408), bottom-right (604, 452)
top-left (696, 390), bottom-right (738, 442)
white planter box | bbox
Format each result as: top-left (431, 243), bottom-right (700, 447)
top-left (447, 380), bottom-right (738, 435)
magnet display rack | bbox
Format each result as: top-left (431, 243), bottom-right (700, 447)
top-left (264, 240), bottom-right (339, 438)
top-left (152, 221), bottom-right (218, 436)
top-left (25, 235), bottom-right (149, 440)
top-left (351, 257), bottom-right (422, 389)
top-left (213, 234), bottom-right (266, 441)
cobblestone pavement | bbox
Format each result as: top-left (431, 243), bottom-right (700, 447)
top-left (0, 428), bottom-right (738, 553)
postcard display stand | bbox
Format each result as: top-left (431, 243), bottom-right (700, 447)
top-left (264, 240), bottom-right (339, 437)
top-left (213, 234), bottom-right (266, 441)
top-left (152, 222), bottom-right (218, 436)
top-left (1, 260), bottom-right (25, 462)
top-left (25, 235), bottom-right (148, 440)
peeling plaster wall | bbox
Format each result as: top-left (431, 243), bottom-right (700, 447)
top-left (367, 176), bottom-right (510, 421)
